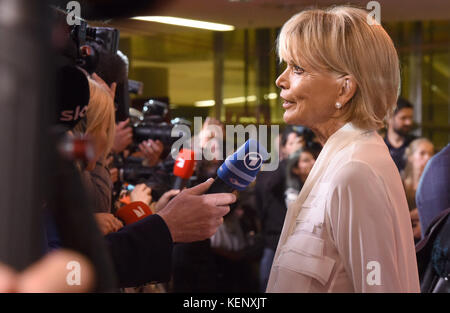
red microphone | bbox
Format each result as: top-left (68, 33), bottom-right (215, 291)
top-left (173, 149), bottom-right (196, 190)
top-left (116, 201), bottom-right (152, 225)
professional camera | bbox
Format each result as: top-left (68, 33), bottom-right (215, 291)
top-left (132, 99), bottom-right (190, 151)
top-left (68, 18), bottom-right (120, 73)
top-left (112, 153), bottom-right (176, 202)
top-left (53, 8), bottom-right (130, 126)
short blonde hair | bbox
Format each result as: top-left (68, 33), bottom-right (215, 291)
top-left (277, 6), bottom-right (400, 130)
top-left (85, 78), bottom-right (116, 163)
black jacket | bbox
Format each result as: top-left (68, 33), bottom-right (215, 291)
top-left (105, 214), bottom-right (173, 288)
top-left (416, 208), bottom-right (450, 293)
top-left (254, 160), bottom-right (287, 250)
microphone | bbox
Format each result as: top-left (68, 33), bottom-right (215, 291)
top-left (207, 139), bottom-right (269, 194)
top-left (116, 201), bottom-right (152, 225)
top-left (173, 149), bottom-right (196, 190)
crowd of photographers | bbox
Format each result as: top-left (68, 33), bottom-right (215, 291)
top-left (0, 8), bottom-right (240, 292)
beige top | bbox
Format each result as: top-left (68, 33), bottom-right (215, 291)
top-left (266, 123), bottom-right (420, 293)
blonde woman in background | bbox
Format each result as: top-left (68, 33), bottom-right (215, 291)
top-left (402, 138), bottom-right (434, 242)
top-left (267, 6), bottom-right (420, 292)
top-left (84, 74), bottom-right (117, 170)
top-left (80, 74), bottom-right (160, 235)
top-left (73, 74), bottom-right (126, 235)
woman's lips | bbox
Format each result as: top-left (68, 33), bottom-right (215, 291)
top-left (282, 101), bottom-right (295, 109)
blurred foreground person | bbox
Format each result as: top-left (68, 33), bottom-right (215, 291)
top-left (0, 250), bottom-right (94, 293)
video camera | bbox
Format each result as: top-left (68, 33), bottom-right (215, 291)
top-left (68, 17), bottom-right (119, 73)
top-left (112, 153), bottom-right (176, 202)
top-left (132, 99), bottom-right (190, 150)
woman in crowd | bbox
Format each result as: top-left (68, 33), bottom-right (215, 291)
top-left (402, 138), bottom-right (434, 242)
top-left (284, 146), bottom-right (320, 207)
top-left (267, 6), bottom-right (420, 292)
top-left (75, 74), bottom-right (153, 235)
top-left (72, 75), bottom-right (125, 234)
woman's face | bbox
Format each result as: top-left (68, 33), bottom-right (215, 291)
top-left (284, 132), bottom-right (304, 157)
top-left (297, 151), bottom-right (315, 177)
top-left (410, 142), bottom-right (434, 174)
top-left (276, 61), bottom-right (341, 126)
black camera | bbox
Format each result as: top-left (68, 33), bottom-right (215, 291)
top-left (69, 18), bottom-right (120, 74)
top-left (132, 99), bottom-right (189, 149)
top-left (115, 157), bottom-right (175, 202)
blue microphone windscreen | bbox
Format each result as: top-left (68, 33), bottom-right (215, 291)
top-left (217, 139), bottom-right (269, 190)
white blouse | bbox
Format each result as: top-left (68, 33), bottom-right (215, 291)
top-left (266, 123), bottom-right (420, 293)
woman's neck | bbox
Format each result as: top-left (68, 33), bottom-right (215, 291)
top-left (310, 119), bottom-right (346, 146)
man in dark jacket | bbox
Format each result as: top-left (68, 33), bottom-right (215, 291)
top-left (384, 98), bottom-right (416, 172)
top-left (255, 159), bottom-right (287, 292)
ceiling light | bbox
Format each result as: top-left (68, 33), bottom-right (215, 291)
top-left (132, 16), bottom-right (235, 31)
top-left (194, 94), bottom-right (277, 107)
top-left (194, 100), bottom-right (216, 107)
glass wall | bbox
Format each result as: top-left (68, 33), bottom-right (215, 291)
top-left (120, 20), bottom-right (450, 150)
top-left (385, 20), bottom-right (450, 150)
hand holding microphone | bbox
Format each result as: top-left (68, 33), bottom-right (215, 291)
top-left (156, 139), bottom-right (268, 243)
top-left (207, 139), bottom-right (269, 194)
top-left (157, 178), bottom-right (236, 243)
top-left (130, 183), bottom-right (152, 205)
top-left (154, 189), bottom-right (181, 213)
top-left (115, 185), bottom-right (153, 226)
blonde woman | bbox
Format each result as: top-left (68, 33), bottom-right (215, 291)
top-left (402, 138), bottom-right (434, 241)
top-left (81, 74), bottom-right (165, 235)
top-left (72, 74), bottom-right (125, 234)
top-left (267, 6), bottom-right (420, 292)
top-left (84, 74), bottom-right (117, 170)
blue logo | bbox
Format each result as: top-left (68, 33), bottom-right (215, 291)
top-left (243, 152), bottom-right (262, 171)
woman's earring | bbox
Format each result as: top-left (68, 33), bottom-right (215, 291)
top-left (335, 102), bottom-right (342, 109)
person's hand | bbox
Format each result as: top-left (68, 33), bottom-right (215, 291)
top-left (91, 72), bottom-right (116, 100)
top-left (0, 249), bottom-right (94, 293)
top-left (139, 139), bottom-right (163, 167)
top-left (130, 184), bottom-right (152, 205)
top-left (157, 178), bottom-right (236, 243)
top-left (95, 213), bottom-right (124, 235)
top-left (112, 119), bottom-right (133, 153)
top-left (154, 189), bottom-right (181, 213)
